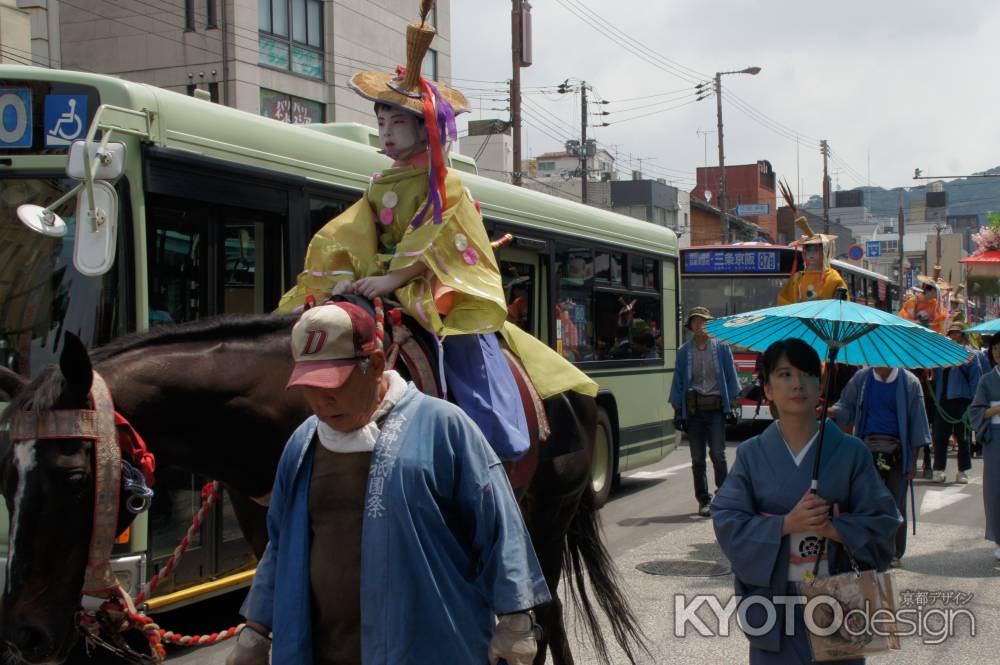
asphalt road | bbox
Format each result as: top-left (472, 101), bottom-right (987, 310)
top-left (94, 426), bottom-right (997, 665)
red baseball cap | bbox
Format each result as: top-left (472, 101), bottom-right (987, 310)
top-left (286, 302), bottom-right (378, 390)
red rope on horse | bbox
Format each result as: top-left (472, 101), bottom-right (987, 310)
top-left (134, 481), bottom-right (220, 605)
top-left (373, 297), bottom-right (385, 348)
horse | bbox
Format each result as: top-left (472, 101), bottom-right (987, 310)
top-left (0, 310), bottom-right (646, 665)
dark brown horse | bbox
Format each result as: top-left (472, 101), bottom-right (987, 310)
top-left (0, 312), bottom-right (645, 665)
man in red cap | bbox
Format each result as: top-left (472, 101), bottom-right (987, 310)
top-left (227, 301), bottom-right (549, 665)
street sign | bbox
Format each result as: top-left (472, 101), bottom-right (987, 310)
top-left (905, 270), bottom-right (914, 289)
top-left (866, 240), bottom-right (882, 258)
top-left (848, 244), bottom-right (864, 261)
top-left (735, 203), bottom-right (770, 217)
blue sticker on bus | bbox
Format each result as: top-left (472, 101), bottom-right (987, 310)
top-left (44, 94), bottom-right (88, 147)
top-left (0, 89), bottom-right (32, 148)
top-left (683, 249), bottom-right (781, 274)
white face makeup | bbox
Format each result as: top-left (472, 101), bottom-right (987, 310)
top-left (376, 106), bottom-right (427, 161)
top-left (803, 244), bottom-right (823, 270)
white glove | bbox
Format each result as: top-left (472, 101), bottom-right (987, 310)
top-left (488, 612), bottom-right (539, 665)
top-left (225, 625), bottom-right (271, 665)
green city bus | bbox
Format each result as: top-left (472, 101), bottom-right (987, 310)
top-left (0, 65), bottom-right (679, 611)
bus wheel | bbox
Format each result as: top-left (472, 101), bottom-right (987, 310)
top-left (591, 408), bottom-right (615, 509)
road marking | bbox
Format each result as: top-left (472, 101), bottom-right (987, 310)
top-left (624, 461), bottom-right (692, 481)
top-left (920, 484), bottom-right (972, 514)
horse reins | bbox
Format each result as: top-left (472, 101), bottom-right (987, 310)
top-left (8, 371), bottom-right (242, 663)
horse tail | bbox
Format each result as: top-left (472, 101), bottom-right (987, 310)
top-left (562, 487), bottom-right (649, 665)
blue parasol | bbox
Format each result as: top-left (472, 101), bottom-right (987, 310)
top-left (967, 318), bottom-right (1000, 335)
top-left (705, 298), bottom-right (971, 368)
top-left (704, 294), bottom-right (971, 490)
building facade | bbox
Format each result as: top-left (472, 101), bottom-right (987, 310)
top-left (691, 160), bottom-right (778, 240)
top-left (609, 178), bottom-right (690, 237)
top-left (34, 0), bottom-right (452, 125)
top-left (458, 119), bottom-right (513, 183)
top-left (1, 0), bottom-right (31, 65)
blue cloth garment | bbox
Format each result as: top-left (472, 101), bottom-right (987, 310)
top-left (933, 358), bottom-right (982, 402)
top-left (241, 384), bottom-right (551, 665)
top-left (442, 333), bottom-right (530, 461)
top-left (669, 338), bottom-right (742, 420)
top-left (711, 420), bottom-right (901, 659)
top-left (969, 369), bottom-right (1000, 545)
top-left (864, 374), bottom-right (900, 438)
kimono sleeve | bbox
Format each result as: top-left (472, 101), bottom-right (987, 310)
top-left (710, 441), bottom-right (784, 587)
top-left (904, 372), bottom-right (931, 449)
top-left (668, 344), bottom-right (686, 409)
top-left (830, 370), bottom-right (863, 428)
top-left (828, 442), bottom-right (902, 563)
top-left (969, 375), bottom-right (994, 446)
top-left (449, 412), bottom-right (551, 613)
top-left (720, 344), bottom-right (742, 401)
top-left (777, 276), bottom-right (798, 305)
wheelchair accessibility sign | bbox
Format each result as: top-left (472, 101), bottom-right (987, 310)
top-left (44, 94), bottom-right (88, 147)
top-left (0, 89), bottom-right (32, 148)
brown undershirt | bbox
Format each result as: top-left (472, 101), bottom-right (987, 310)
top-left (308, 439), bottom-right (372, 665)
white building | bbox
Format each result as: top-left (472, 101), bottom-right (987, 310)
top-left (458, 119), bottom-right (513, 183)
top-left (22, 0), bottom-right (452, 125)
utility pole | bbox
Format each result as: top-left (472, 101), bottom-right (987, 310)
top-left (820, 140), bottom-right (830, 234)
top-left (510, 0), bottom-right (522, 186)
top-left (510, 0), bottom-right (527, 186)
top-left (714, 72), bottom-right (728, 244)
top-left (898, 189), bottom-right (906, 299)
top-left (580, 81), bottom-right (588, 205)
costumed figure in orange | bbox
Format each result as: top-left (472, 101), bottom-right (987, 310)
top-left (898, 266), bottom-right (949, 333)
top-left (775, 180), bottom-right (848, 305)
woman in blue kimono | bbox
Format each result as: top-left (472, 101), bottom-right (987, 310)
top-left (712, 338), bottom-right (901, 664)
top-left (968, 334), bottom-right (1000, 561)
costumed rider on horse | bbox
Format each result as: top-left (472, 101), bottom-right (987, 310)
top-left (898, 266), bottom-right (949, 333)
top-left (275, 2), bottom-right (597, 461)
top-left (775, 180), bottom-right (848, 305)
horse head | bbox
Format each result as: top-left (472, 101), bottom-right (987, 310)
top-left (1, 334), bottom-right (138, 664)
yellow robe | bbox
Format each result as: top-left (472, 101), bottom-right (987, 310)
top-left (776, 268), bottom-right (849, 305)
top-left (277, 165), bottom-right (597, 398)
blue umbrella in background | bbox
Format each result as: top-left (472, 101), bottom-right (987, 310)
top-left (967, 318), bottom-right (1000, 335)
top-left (705, 294), bottom-right (971, 489)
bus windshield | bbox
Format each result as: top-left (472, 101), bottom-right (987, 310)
top-left (682, 275), bottom-right (788, 318)
top-left (0, 177), bottom-right (127, 377)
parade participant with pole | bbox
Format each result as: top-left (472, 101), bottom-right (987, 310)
top-left (829, 365), bottom-right (931, 567)
top-left (775, 181), bottom-right (848, 305)
top-left (930, 321), bottom-right (982, 484)
top-left (226, 302), bottom-right (549, 665)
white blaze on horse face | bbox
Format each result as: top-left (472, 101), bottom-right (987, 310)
top-left (7, 440), bottom-right (37, 590)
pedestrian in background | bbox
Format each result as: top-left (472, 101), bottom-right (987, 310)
top-left (829, 365), bottom-right (931, 566)
top-left (669, 306), bottom-right (741, 516)
top-left (931, 322), bottom-right (982, 484)
top-left (968, 334), bottom-right (1000, 561)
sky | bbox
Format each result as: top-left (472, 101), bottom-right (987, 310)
top-left (448, 0), bottom-right (1000, 202)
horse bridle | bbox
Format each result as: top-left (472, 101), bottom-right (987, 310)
top-left (8, 371), bottom-right (154, 598)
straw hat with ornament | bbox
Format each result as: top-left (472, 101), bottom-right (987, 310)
top-left (348, 1), bottom-right (469, 118)
top-left (917, 265), bottom-right (951, 292)
top-left (778, 179), bottom-right (837, 261)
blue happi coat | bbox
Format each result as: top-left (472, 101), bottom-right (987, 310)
top-left (668, 338), bottom-right (742, 419)
top-left (711, 420), bottom-right (901, 656)
top-left (241, 384), bottom-right (551, 664)
top-left (831, 368), bottom-right (931, 495)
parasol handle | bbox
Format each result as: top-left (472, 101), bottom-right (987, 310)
top-left (811, 286), bottom-right (848, 491)
top-left (810, 344), bottom-right (840, 493)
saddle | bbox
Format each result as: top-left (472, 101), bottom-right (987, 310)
top-left (332, 295), bottom-right (551, 490)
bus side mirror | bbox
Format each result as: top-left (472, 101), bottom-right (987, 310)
top-left (73, 181), bottom-right (119, 277)
top-left (67, 140), bottom-right (127, 181)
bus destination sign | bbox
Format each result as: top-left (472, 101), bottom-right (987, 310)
top-left (683, 249), bottom-right (781, 274)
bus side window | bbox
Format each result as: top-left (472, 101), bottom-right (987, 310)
top-left (499, 260), bottom-right (535, 333)
top-left (554, 245), bottom-right (594, 362)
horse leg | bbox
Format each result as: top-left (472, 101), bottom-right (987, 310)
top-left (523, 392), bottom-right (595, 665)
